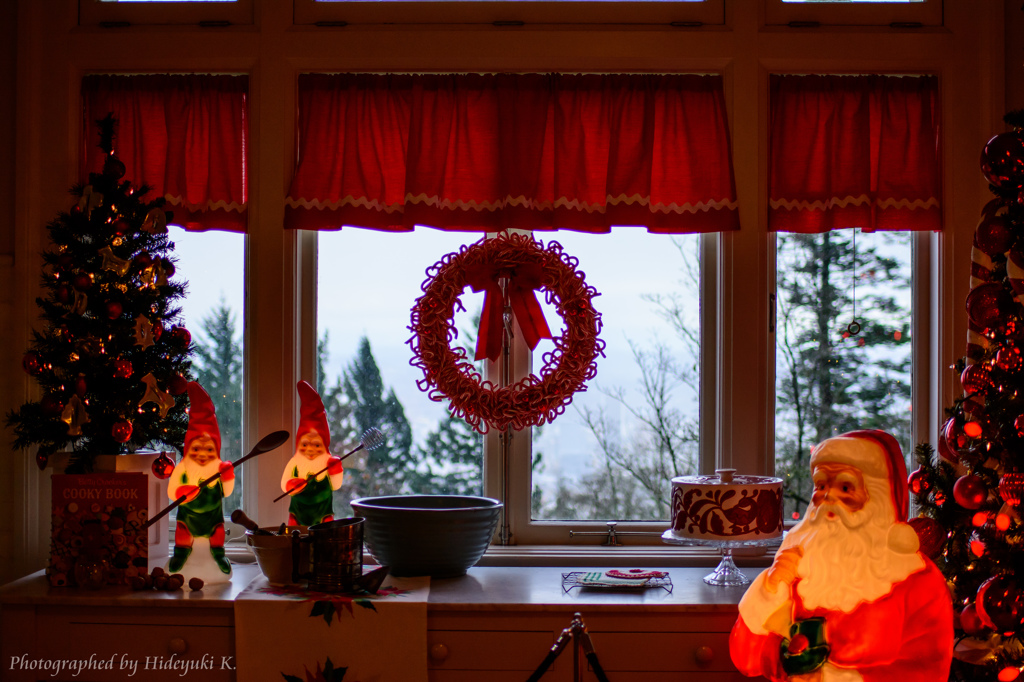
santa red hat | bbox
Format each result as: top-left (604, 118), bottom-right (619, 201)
top-left (183, 381), bottom-right (221, 456)
top-left (296, 380), bottom-right (331, 451)
top-left (809, 429), bottom-right (909, 520)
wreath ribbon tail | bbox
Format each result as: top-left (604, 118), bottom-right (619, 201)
top-left (474, 283), bottom-right (506, 362)
top-left (510, 287), bottom-right (552, 351)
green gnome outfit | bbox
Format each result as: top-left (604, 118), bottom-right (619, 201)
top-left (281, 380), bottom-right (344, 527)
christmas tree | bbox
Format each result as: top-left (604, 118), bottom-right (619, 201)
top-left (7, 115), bottom-right (192, 473)
top-left (912, 110), bottom-right (1024, 682)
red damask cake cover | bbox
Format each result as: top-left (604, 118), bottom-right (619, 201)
top-left (670, 468), bottom-right (783, 542)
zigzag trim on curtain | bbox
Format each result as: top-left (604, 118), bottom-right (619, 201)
top-left (285, 194), bottom-right (739, 215)
top-left (163, 195), bottom-right (247, 214)
top-left (769, 194), bottom-right (939, 212)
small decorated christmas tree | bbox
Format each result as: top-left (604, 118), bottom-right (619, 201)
top-left (912, 110), bottom-right (1024, 681)
top-left (7, 115), bottom-right (192, 473)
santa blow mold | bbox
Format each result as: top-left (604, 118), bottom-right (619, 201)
top-left (280, 380), bottom-right (344, 526)
top-left (166, 382), bottom-right (234, 584)
top-left (729, 430), bottom-right (953, 682)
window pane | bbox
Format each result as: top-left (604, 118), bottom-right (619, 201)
top-left (774, 229), bottom-right (912, 520)
top-left (170, 226), bottom-right (245, 516)
top-left (531, 230), bottom-right (701, 522)
top-left (317, 229), bottom-right (485, 514)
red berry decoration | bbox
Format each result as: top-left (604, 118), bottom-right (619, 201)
top-left (954, 474), bottom-right (987, 510)
top-left (996, 346), bottom-right (1024, 373)
top-left (908, 468), bottom-right (932, 495)
top-left (960, 603), bottom-right (988, 636)
top-left (152, 453), bottom-right (175, 480)
top-left (975, 211), bottom-right (1015, 256)
top-left (981, 131), bottom-right (1024, 189)
top-left (907, 517), bottom-right (945, 559)
top-left (106, 301), bottom-right (124, 320)
top-left (167, 373), bottom-right (188, 396)
top-left (22, 353), bottom-right (42, 376)
top-left (113, 358), bottom-right (133, 379)
top-left (977, 574), bottom-right (1024, 634)
top-left (111, 420), bottom-right (133, 443)
top-left (71, 272), bottom-right (93, 292)
top-left (966, 282), bottom-right (1010, 330)
top-left (786, 633), bottom-right (809, 655)
top-left (999, 472), bottom-right (1024, 507)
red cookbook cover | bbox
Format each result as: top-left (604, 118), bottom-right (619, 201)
top-left (48, 472), bottom-right (149, 587)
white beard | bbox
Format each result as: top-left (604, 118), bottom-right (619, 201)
top-left (169, 458), bottom-right (222, 500)
top-left (781, 475), bottom-right (924, 613)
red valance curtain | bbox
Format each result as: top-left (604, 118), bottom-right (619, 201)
top-left (286, 73), bottom-right (739, 233)
top-left (768, 74), bottom-right (941, 233)
top-left (82, 74), bottom-right (249, 232)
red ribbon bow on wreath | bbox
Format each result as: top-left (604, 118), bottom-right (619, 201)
top-left (466, 262), bottom-right (552, 362)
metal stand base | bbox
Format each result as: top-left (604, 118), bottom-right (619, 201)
top-left (702, 549), bottom-right (750, 586)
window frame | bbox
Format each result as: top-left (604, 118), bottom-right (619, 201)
top-left (763, 0), bottom-right (942, 27)
top-left (79, 0), bottom-right (254, 26)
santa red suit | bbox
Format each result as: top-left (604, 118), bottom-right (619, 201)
top-left (729, 430), bottom-right (953, 682)
top-left (280, 380), bottom-right (344, 527)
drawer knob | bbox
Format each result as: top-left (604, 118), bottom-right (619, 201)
top-left (429, 643), bottom-right (450, 662)
top-left (168, 637), bottom-right (189, 655)
top-left (694, 645), bottom-right (714, 665)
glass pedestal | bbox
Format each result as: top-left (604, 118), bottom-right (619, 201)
top-left (661, 530), bottom-right (776, 586)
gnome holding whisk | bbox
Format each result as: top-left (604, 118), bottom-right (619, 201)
top-left (280, 381), bottom-right (345, 526)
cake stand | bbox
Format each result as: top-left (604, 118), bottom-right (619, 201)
top-left (662, 530), bottom-right (777, 586)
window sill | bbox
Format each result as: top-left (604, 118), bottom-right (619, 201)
top-left (476, 543), bottom-right (777, 569)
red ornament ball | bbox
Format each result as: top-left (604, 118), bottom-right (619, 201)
top-left (943, 418), bottom-right (969, 454)
top-left (55, 284), bottom-right (71, 304)
top-left (981, 131), bottom-right (1024, 189)
top-left (168, 326), bottom-right (191, 348)
top-left (953, 474), bottom-right (987, 510)
top-left (35, 453), bottom-right (49, 470)
top-left (112, 219), bottom-right (131, 236)
top-left (106, 301), bottom-right (124, 320)
top-left (22, 353), bottom-right (42, 376)
top-left (161, 258), bottom-right (176, 278)
top-left (966, 282), bottom-right (1010, 330)
top-left (152, 453), bottom-right (175, 480)
top-left (39, 394), bottom-right (64, 416)
top-left (111, 420), bottom-right (133, 443)
top-left (960, 603), bottom-right (988, 636)
top-left (997, 346), bottom-right (1024, 373)
top-left (113, 358), bottom-right (133, 379)
top-left (103, 155), bottom-right (127, 179)
top-left (134, 253), bottom-right (153, 269)
top-left (999, 472), bottom-right (1024, 507)
top-left (71, 273), bottom-right (92, 292)
top-left (75, 375), bottom-right (87, 398)
top-left (975, 211), bottom-right (1015, 256)
top-left (152, 319), bottom-right (164, 341)
top-left (998, 667), bottom-right (1020, 682)
top-left (937, 425), bottom-right (959, 463)
top-left (977, 574), bottom-right (1024, 634)
top-left (908, 468), bottom-right (932, 496)
top-left (907, 516), bottom-right (945, 559)
top-left (1015, 414), bottom-right (1024, 437)
top-left (167, 374), bottom-right (188, 396)
top-left (970, 532), bottom-right (986, 558)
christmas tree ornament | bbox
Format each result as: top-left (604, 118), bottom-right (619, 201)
top-left (35, 453), bottom-right (49, 470)
top-left (133, 315), bottom-right (155, 349)
top-left (963, 420), bottom-right (984, 439)
top-left (167, 373), bottom-right (188, 396)
top-left (908, 468), bottom-right (932, 495)
top-left (113, 358), bottom-right (133, 379)
top-left (1015, 414), bottom-right (1024, 437)
top-left (111, 420), bottom-right (133, 443)
top-left (937, 424), bottom-right (959, 462)
top-left (71, 272), bottom-right (93, 292)
top-left (998, 667), bottom-right (1020, 682)
top-left (71, 290), bottom-right (89, 316)
top-left (999, 472), bottom-right (1024, 506)
top-left (966, 282), bottom-right (1009, 330)
top-left (954, 474), bottom-right (988, 509)
top-left (975, 210), bottom-right (1015, 256)
top-left (78, 185), bottom-right (103, 217)
top-left (152, 452), bottom-right (175, 479)
top-left (55, 284), bottom-right (71, 304)
top-left (22, 352), bottom-right (42, 376)
top-left (976, 574), bottom-right (1024, 634)
top-left (960, 603), bottom-right (988, 636)
top-left (98, 246), bottom-right (131, 276)
top-left (103, 154), bottom-right (126, 179)
top-left (944, 417), bottom-right (970, 454)
top-left (151, 318), bottom-right (164, 341)
top-left (111, 218), bottom-right (130, 236)
top-left (74, 374), bottom-right (88, 398)
top-left (61, 395), bottom-right (90, 437)
top-left (972, 511), bottom-right (990, 527)
top-left (970, 531), bottom-right (986, 557)
top-left (141, 208), bottom-right (167, 234)
top-left (39, 394), bottom-right (64, 417)
top-left (981, 131), bottom-right (1024, 189)
top-left (162, 258), bottom-right (176, 277)
top-left (106, 301), bottom-right (124, 320)
top-left (139, 372), bottom-right (175, 418)
top-left (908, 516), bottom-right (945, 559)
top-left (134, 252), bottom-right (153, 269)
top-left (996, 512), bottom-right (1013, 531)
top-left (996, 345), bottom-right (1023, 372)
top-left (167, 326), bottom-right (191, 348)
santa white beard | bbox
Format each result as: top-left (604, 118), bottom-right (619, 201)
top-left (781, 474), bottom-right (924, 614)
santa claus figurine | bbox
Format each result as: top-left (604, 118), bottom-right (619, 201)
top-left (280, 380), bottom-right (344, 526)
top-left (166, 382), bottom-right (234, 583)
top-left (729, 430), bottom-right (953, 681)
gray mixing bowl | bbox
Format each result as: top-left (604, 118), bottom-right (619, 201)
top-left (350, 495), bottom-right (502, 578)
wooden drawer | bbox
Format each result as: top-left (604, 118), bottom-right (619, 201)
top-left (427, 629), bottom-right (561, 672)
top-left (586, 630), bottom-right (733, 672)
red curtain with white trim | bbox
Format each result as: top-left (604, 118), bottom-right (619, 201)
top-left (768, 74), bottom-right (941, 233)
top-left (82, 74), bottom-right (249, 233)
top-left (286, 73), bottom-right (739, 233)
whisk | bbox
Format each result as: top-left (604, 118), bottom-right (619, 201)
top-left (273, 427), bottom-right (387, 502)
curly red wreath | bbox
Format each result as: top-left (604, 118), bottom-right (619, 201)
top-left (408, 232), bottom-right (604, 434)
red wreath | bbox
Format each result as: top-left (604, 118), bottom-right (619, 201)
top-left (408, 232), bottom-right (604, 434)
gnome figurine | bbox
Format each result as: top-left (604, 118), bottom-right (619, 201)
top-left (280, 380), bottom-right (344, 526)
top-left (166, 382), bottom-right (234, 584)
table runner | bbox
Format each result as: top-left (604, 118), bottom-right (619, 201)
top-left (235, 572), bottom-right (430, 681)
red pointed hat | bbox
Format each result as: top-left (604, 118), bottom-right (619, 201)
top-left (810, 429), bottom-right (909, 520)
top-left (184, 381), bottom-right (221, 456)
top-left (296, 380), bottom-right (331, 451)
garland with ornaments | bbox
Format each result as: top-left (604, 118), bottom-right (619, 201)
top-left (7, 114), bottom-right (192, 473)
top-left (910, 110), bottom-right (1024, 682)
top-left (408, 232), bottom-right (604, 434)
